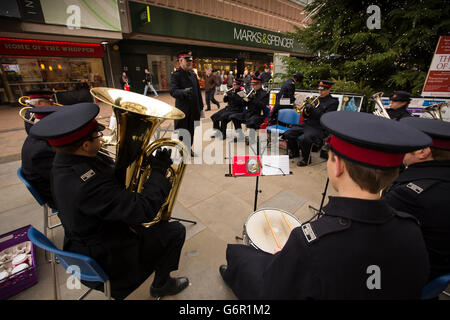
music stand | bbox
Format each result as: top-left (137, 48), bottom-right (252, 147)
top-left (225, 135), bottom-right (293, 241)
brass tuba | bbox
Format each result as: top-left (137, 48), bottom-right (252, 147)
top-left (18, 94), bottom-right (62, 124)
top-left (90, 87), bottom-right (188, 228)
top-left (371, 92), bottom-right (390, 118)
top-left (421, 102), bottom-right (447, 121)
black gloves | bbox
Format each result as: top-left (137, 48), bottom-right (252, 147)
top-left (149, 148), bottom-right (173, 175)
top-left (182, 87), bottom-right (193, 99)
top-left (303, 103), bottom-right (314, 116)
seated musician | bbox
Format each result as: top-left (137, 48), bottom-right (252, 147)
top-left (268, 72), bottom-right (303, 124)
top-left (21, 106), bottom-right (60, 208)
top-left (281, 80), bottom-right (339, 166)
top-left (220, 111), bottom-right (431, 299)
top-left (22, 90), bottom-right (58, 135)
top-left (30, 103), bottom-right (189, 300)
top-left (229, 75), bottom-right (269, 142)
top-left (387, 91), bottom-right (412, 120)
top-left (383, 117), bottom-right (450, 282)
top-left (210, 78), bottom-right (245, 140)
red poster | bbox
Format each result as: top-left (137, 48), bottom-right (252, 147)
top-left (0, 38), bottom-right (103, 58)
top-left (422, 36), bottom-right (450, 97)
top-left (232, 156), bottom-right (261, 177)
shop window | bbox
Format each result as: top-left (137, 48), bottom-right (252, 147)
top-left (0, 56), bottom-right (106, 101)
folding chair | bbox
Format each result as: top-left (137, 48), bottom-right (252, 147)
top-left (421, 273), bottom-right (450, 300)
top-left (27, 227), bottom-right (111, 300)
top-left (17, 168), bottom-right (61, 239)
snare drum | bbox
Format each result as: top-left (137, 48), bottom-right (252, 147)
top-left (243, 208), bottom-right (301, 253)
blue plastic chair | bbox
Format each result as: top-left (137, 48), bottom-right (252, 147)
top-left (17, 168), bottom-right (61, 240)
top-left (266, 109), bottom-right (301, 135)
top-left (27, 227), bottom-right (111, 300)
top-left (421, 273), bottom-right (450, 300)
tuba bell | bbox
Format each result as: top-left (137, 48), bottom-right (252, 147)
top-left (90, 87), bottom-right (188, 228)
top-left (371, 92), bottom-right (390, 118)
top-left (421, 102), bottom-right (447, 121)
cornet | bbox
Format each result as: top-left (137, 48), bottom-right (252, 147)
top-left (371, 92), bottom-right (390, 119)
top-left (294, 96), bottom-right (320, 115)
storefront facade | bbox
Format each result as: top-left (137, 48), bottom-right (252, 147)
top-left (0, 38), bottom-right (107, 102)
top-left (119, 2), bottom-right (310, 93)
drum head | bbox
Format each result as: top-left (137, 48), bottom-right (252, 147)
top-left (244, 208), bottom-right (301, 253)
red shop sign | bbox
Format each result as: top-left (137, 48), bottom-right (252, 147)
top-left (0, 38), bottom-right (103, 58)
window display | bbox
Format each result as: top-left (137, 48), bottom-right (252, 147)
top-left (0, 56), bottom-right (106, 101)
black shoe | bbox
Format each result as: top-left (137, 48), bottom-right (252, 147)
top-left (219, 265), bottom-right (228, 279)
top-left (288, 152), bottom-right (300, 159)
top-left (150, 277), bottom-right (189, 298)
top-left (297, 158), bottom-right (312, 167)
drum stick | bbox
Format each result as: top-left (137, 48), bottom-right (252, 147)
top-left (264, 211), bottom-right (281, 249)
top-left (281, 211), bottom-right (293, 232)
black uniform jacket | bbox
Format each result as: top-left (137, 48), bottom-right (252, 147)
top-left (304, 94), bottom-right (339, 128)
top-left (223, 196), bottom-right (429, 299)
top-left (276, 79), bottom-right (296, 105)
top-left (387, 106), bottom-right (411, 121)
top-left (21, 135), bottom-right (56, 208)
top-left (51, 152), bottom-right (172, 299)
top-left (223, 88), bottom-right (245, 113)
top-left (245, 88), bottom-right (269, 117)
top-left (170, 67), bottom-right (203, 121)
top-left (383, 160), bottom-right (450, 280)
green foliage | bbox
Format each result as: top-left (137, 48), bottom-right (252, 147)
top-left (283, 0), bottom-right (449, 98)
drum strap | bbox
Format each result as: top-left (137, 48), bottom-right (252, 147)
top-left (302, 216), bottom-right (351, 244)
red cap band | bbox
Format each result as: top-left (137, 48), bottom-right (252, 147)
top-left (432, 137), bottom-right (450, 150)
top-left (34, 113), bottom-right (47, 119)
top-left (29, 94), bottom-right (52, 99)
top-left (178, 54), bottom-right (191, 58)
top-left (47, 120), bottom-right (97, 146)
top-left (329, 135), bottom-right (405, 168)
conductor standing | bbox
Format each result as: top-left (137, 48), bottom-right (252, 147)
top-left (170, 50), bottom-right (204, 156)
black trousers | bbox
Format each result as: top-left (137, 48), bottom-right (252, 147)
top-left (205, 90), bottom-right (220, 110)
top-left (211, 109), bottom-right (239, 138)
top-left (175, 111), bottom-right (196, 147)
top-left (282, 124), bottom-right (323, 160)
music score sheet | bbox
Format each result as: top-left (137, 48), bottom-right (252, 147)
top-left (261, 155), bottom-right (290, 176)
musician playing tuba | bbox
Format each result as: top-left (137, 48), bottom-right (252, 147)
top-left (19, 90), bottom-right (59, 135)
top-left (386, 91), bottom-right (412, 120)
top-left (210, 78), bottom-right (246, 140)
top-left (29, 102), bottom-right (189, 300)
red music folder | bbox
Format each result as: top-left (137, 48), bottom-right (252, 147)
top-left (232, 156), bottom-right (261, 177)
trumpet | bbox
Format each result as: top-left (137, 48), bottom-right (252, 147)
top-left (243, 88), bottom-right (255, 102)
top-left (421, 102), bottom-right (447, 120)
top-left (371, 92), bottom-right (390, 118)
top-left (224, 87), bottom-right (234, 97)
top-left (294, 96), bottom-right (320, 115)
